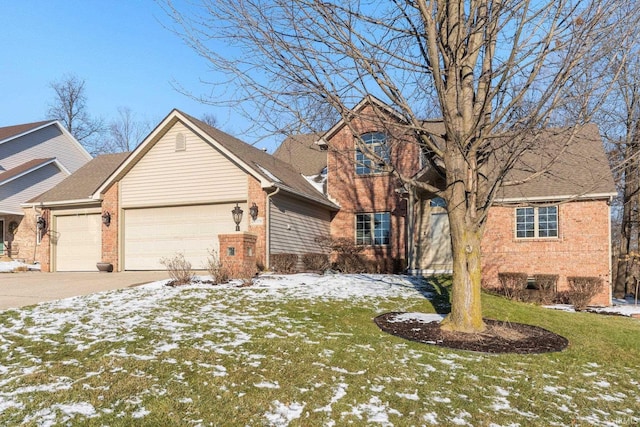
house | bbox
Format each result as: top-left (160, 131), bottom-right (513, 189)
top-left (16, 99), bottom-right (616, 306)
top-left (17, 110), bottom-right (337, 272)
top-left (317, 97), bottom-right (616, 306)
top-left (0, 120), bottom-right (91, 259)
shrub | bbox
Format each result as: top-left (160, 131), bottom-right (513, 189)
top-left (204, 249), bottom-right (230, 285)
top-left (302, 253), bottom-right (330, 271)
top-left (533, 274), bottom-right (558, 304)
top-left (271, 253), bottom-right (298, 273)
top-left (567, 276), bottom-right (602, 311)
top-left (160, 252), bottom-right (194, 286)
top-left (497, 272), bottom-right (528, 301)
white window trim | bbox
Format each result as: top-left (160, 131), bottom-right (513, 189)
top-left (355, 211), bottom-right (391, 246)
top-left (355, 132), bottom-right (389, 175)
top-left (514, 206), bottom-right (559, 239)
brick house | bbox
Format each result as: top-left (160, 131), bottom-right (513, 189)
top-left (15, 98), bottom-right (616, 305)
top-left (276, 96), bottom-right (616, 306)
top-left (16, 110), bottom-right (337, 273)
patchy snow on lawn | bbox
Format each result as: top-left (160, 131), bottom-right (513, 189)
top-left (0, 261), bottom-right (40, 273)
top-left (0, 272), bottom-right (638, 426)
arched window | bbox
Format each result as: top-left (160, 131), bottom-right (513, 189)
top-left (355, 132), bottom-right (389, 175)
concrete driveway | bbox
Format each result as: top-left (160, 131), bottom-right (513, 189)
top-left (0, 271), bottom-right (168, 310)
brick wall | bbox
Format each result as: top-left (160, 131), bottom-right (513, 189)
top-left (12, 208), bottom-right (50, 270)
top-left (101, 183), bottom-right (119, 270)
top-left (482, 200), bottom-right (611, 306)
top-left (326, 104), bottom-right (419, 269)
top-left (219, 232), bottom-right (258, 278)
top-left (247, 177), bottom-right (267, 270)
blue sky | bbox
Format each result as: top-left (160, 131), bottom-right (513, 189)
top-left (0, 1), bottom-right (278, 151)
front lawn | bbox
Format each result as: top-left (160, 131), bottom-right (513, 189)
top-left (0, 273), bottom-right (638, 426)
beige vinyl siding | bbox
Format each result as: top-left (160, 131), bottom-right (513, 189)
top-left (54, 212), bottom-right (102, 271)
top-left (0, 125), bottom-right (90, 173)
top-left (123, 203), bottom-right (241, 270)
top-left (120, 122), bottom-right (248, 208)
top-left (0, 163), bottom-right (67, 214)
top-left (269, 194), bottom-right (331, 269)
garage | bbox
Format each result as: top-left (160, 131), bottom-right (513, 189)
top-left (123, 203), bottom-right (239, 270)
top-left (54, 213), bottom-right (102, 271)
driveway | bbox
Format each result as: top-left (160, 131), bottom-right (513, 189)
top-left (0, 271), bottom-right (168, 310)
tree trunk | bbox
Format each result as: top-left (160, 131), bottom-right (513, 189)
top-left (441, 215), bottom-right (486, 333)
top-left (440, 167), bottom-right (486, 333)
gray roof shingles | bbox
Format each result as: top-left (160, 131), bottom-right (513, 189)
top-left (273, 133), bottom-right (327, 176)
top-left (0, 121), bottom-right (53, 143)
top-left (29, 152), bottom-right (130, 203)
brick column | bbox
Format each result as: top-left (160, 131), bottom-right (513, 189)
top-left (101, 183), bottom-right (119, 270)
top-left (219, 232), bottom-right (258, 278)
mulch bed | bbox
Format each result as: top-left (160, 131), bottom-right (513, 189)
top-left (374, 312), bottom-right (569, 354)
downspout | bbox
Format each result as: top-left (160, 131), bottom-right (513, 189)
top-left (265, 186), bottom-right (281, 270)
top-left (608, 196), bottom-right (613, 306)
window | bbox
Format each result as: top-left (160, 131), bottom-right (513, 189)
top-left (515, 206), bottom-right (558, 238)
top-left (356, 212), bottom-right (390, 245)
top-left (355, 132), bottom-right (389, 175)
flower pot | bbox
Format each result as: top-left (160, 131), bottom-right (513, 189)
top-left (96, 262), bottom-right (113, 273)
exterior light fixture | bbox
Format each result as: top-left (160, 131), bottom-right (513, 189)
top-left (249, 202), bottom-right (259, 221)
top-left (36, 216), bottom-right (46, 231)
top-left (232, 203), bottom-right (243, 231)
top-left (102, 211), bottom-right (111, 226)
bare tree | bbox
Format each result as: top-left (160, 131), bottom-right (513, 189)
top-left (100, 107), bottom-right (151, 153)
top-left (200, 113), bottom-right (219, 128)
top-left (163, 0), bottom-right (638, 332)
top-left (47, 74), bottom-right (103, 149)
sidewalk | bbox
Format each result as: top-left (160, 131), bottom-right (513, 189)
top-left (0, 271), bottom-right (168, 310)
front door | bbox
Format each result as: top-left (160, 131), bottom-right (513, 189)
top-left (417, 198), bottom-right (453, 272)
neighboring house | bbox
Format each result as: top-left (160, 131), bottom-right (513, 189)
top-left (17, 99), bottom-right (616, 306)
top-left (18, 110), bottom-right (337, 272)
top-left (0, 120), bottom-right (91, 258)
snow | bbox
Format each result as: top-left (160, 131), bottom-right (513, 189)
top-left (0, 261), bottom-right (40, 272)
top-left (0, 270), bottom-right (638, 426)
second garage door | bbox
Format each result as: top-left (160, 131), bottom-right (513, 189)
top-left (123, 204), bottom-right (239, 270)
top-left (55, 213), bottom-right (102, 271)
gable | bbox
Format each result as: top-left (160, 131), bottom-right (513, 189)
top-left (0, 123), bottom-right (91, 173)
top-left (0, 162), bottom-right (67, 214)
top-left (119, 121), bottom-right (248, 208)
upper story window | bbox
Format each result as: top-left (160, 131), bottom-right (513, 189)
top-left (355, 132), bottom-right (389, 175)
top-left (356, 212), bottom-right (390, 245)
top-left (515, 206), bottom-right (558, 238)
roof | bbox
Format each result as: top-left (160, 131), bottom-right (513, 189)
top-left (495, 124), bottom-right (617, 201)
top-left (92, 110), bottom-right (338, 210)
top-left (0, 120), bottom-right (53, 143)
top-left (0, 158), bottom-right (57, 185)
top-left (180, 112), bottom-right (338, 209)
top-left (273, 133), bottom-right (327, 175)
top-left (29, 152), bottom-right (129, 204)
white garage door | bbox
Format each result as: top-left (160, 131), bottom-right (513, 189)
top-left (123, 204), bottom-right (239, 270)
top-left (55, 214), bottom-right (102, 271)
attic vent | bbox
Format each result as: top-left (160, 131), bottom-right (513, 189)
top-left (175, 133), bottom-right (186, 151)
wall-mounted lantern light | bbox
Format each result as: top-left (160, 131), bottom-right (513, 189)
top-left (249, 202), bottom-right (259, 221)
top-left (102, 211), bottom-right (111, 226)
top-left (36, 216), bottom-right (46, 231)
top-left (232, 203), bottom-right (243, 231)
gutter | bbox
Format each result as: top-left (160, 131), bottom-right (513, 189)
top-left (21, 198), bottom-right (100, 209)
top-left (495, 192), bottom-right (618, 204)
